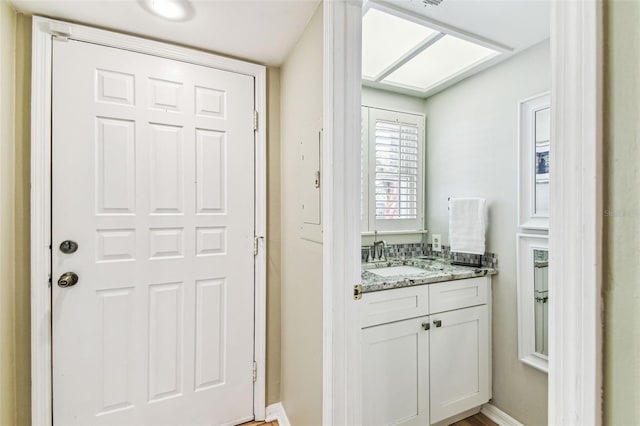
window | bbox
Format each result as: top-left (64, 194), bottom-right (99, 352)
top-left (361, 107), bottom-right (425, 232)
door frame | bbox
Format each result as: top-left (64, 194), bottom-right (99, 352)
top-left (30, 16), bottom-right (268, 425)
top-left (322, 1), bottom-right (603, 425)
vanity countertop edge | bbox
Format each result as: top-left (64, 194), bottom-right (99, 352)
top-left (361, 258), bottom-right (497, 294)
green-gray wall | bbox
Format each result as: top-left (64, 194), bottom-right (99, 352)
top-left (604, 0), bottom-right (640, 424)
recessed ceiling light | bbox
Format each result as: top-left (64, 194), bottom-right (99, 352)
top-left (383, 35), bottom-right (499, 91)
top-left (139, 0), bottom-right (194, 22)
top-left (362, 8), bottom-right (438, 80)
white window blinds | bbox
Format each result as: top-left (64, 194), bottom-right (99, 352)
top-left (374, 120), bottom-right (419, 220)
top-left (362, 107), bottom-right (424, 232)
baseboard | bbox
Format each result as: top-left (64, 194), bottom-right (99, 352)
top-left (265, 402), bottom-right (291, 426)
top-left (265, 401), bottom-right (515, 426)
top-left (481, 403), bottom-right (524, 426)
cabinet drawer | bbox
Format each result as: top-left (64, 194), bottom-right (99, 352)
top-left (360, 285), bottom-right (430, 328)
top-left (429, 277), bottom-right (488, 314)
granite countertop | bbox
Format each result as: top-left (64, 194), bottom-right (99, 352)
top-left (361, 257), bottom-right (497, 293)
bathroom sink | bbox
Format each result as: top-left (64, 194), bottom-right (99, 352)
top-left (368, 265), bottom-right (429, 277)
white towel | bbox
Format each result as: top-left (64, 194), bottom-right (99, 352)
top-left (448, 197), bottom-right (487, 255)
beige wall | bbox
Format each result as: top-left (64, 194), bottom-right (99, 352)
top-left (266, 66), bottom-right (282, 406)
top-left (604, 0), bottom-right (640, 424)
top-left (424, 41), bottom-right (550, 426)
top-left (279, 3), bottom-right (324, 425)
top-left (0, 1), bottom-right (17, 423)
top-left (0, 2), bottom-right (31, 424)
top-left (14, 12), bottom-right (32, 426)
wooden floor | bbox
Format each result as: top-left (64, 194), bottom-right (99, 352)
top-left (451, 412), bottom-right (498, 426)
top-left (240, 412), bottom-right (494, 426)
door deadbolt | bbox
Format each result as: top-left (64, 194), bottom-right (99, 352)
top-left (57, 272), bottom-right (79, 288)
top-left (59, 240), bottom-right (78, 254)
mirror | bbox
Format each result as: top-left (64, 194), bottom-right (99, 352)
top-left (519, 92), bottom-right (550, 230)
top-left (517, 234), bottom-right (549, 372)
top-left (534, 108), bottom-right (550, 217)
top-left (533, 249), bottom-right (549, 356)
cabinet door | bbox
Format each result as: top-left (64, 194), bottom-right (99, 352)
top-left (429, 305), bottom-right (489, 424)
top-left (362, 317), bottom-right (430, 426)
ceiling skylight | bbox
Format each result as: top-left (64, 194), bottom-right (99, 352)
top-left (361, 6), bottom-right (503, 95)
top-left (383, 35), bottom-right (499, 91)
top-left (362, 8), bottom-right (438, 80)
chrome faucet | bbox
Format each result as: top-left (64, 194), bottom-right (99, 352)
top-left (370, 230), bottom-right (387, 262)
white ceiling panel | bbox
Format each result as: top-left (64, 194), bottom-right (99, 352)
top-left (362, 8), bottom-right (437, 79)
top-left (373, 0), bottom-right (550, 52)
top-left (383, 34), bottom-right (498, 91)
top-left (363, 0), bottom-right (550, 97)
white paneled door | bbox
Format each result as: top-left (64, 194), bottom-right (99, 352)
top-left (52, 39), bottom-right (256, 425)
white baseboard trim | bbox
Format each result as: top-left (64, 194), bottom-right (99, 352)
top-left (481, 403), bottom-right (524, 426)
top-left (266, 401), bottom-right (515, 426)
top-left (265, 402), bottom-right (291, 426)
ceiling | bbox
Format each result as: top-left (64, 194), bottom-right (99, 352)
top-left (9, 0), bottom-right (321, 66)
top-left (9, 0), bottom-right (549, 90)
top-left (363, 0), bottom-right (550, 97)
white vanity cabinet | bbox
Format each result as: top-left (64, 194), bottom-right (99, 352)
top-left (360, 277), bottom-right (491, 426)
top-left (429, 304), bottom-right (489, 423)
top-left (362, 316), bottom-right (431, 426)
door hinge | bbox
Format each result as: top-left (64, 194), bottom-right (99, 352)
top-left (52, 32), bottom-right (70, 42)
top-left (354, 284), bottom-right (363, 300)
top-left (48, 22), bottom-right (72, 41)
top-left (252, 361), bottom-right (257, 383)
top-left (253, 110), bottom-right (258, 131)
top-left (254, 236), bottom-right (264, 256)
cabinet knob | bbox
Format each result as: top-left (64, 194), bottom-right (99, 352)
top-left (422, 322), bottom-right (430, 331)
top-left (433, 320), bottom-right (442, 328)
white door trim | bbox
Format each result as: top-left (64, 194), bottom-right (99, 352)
top-left (322, 1), bottom-right (363, 425)
top-left (549, 1), bottom-right (603, 425)
top-left (30, 16), bottom-right (267, 425)
top-left (322, 1), bottom-right (603, 425)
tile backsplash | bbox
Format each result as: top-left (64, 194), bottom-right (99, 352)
top-left (361, 242), bottom-right (498, 269)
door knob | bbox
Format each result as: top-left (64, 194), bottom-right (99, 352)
top-left (57, 272), bottom-right (79, 288)
top-left (422, 322), bottom-right (430, 331)
top-left (433, 320), bottom-right (442, 327)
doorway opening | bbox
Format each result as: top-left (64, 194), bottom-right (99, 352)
top-left (322, 1), bottom-right (602, 425)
